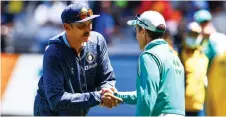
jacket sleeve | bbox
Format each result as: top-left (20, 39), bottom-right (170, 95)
top-left (43, 49), bottom-right (101, 111)
top-left (136, 53), bottom-right (160, 116)
top-left (115, 91), bottom-right (137, 105)
top-left (97, 34), bottom-right (116, 89)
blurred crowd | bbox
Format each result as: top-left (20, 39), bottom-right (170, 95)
top-left (1, 1), bottom-right (226, 116)
top-left (1, 1), bottom-right (226, 53)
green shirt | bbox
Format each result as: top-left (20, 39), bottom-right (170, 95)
top-left (115, 39), bottom-right (185, 116)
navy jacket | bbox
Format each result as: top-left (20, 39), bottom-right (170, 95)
top-left (34, 31), bottom-right (116, 116)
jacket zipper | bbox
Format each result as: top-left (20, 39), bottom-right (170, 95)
top-left (78, 54), bottom-right (88, 92)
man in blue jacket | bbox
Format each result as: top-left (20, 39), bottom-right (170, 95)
top-left (33, 3), bottom-right (122, 116)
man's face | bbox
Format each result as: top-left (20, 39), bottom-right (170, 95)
top-left (185, 31), bottom-right (202, 48)
top-left (65, 20), bottom-right (92, 43)
top-left (201, 22), bottom-right (216, 39)
top-left (135, 25), bottom-right (146, 50)
top-left (199, 21), bottom-right (212, 38)
top-left (200, 21), bottom-right (209, 30)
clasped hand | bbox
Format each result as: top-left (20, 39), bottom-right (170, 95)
top-left (100, 87), bottom-right (123, 108)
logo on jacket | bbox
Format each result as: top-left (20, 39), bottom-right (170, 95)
top-left (86, 52), bottom-right (95, 64)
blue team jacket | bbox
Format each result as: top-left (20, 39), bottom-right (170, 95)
top-left (34, 31), bottom-right (116, 116)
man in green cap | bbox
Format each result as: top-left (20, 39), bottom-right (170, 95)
top-left (102, 10), bottom-right (185, 116)
top-left (194, 9), bottom-right (215, 62)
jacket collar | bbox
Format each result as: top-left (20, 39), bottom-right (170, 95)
top-left (144, 39), bottom-right (167, 51)
top-left (62, 32), bottom-right (70, 47)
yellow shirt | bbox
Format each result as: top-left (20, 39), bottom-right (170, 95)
top-left (206, 51), bottom-right (226, 116)
top-left (181, 47), bottom-right (209, 111)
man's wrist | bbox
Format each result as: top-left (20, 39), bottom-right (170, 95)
top-left (114, 92), bottom-right (124, 103)
top-left (93, 91), bottom-right (102, 103)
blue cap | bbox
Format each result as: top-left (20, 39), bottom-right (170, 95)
top-left (61, 3), bottom-right (99, 24)
top-left (194, 10), bottom-right (212, 24)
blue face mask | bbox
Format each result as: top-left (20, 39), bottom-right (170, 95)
top-left (185, 36), bottom-right (202, 49)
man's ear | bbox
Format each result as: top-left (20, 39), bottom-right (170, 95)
top-left (142, 27), bottom-right (145, 34)
top-left (144, 29), bottom-right (151, 40)
top-left (63, 24), bottom-right (71, 31)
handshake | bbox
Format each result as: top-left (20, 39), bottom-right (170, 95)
top-left (100, 87), bottom-right (123, 108)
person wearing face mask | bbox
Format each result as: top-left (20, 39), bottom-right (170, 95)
top-left (180, 22), bottom-right (209, 116)
top-left (33, 3), bottom-right (123, 116)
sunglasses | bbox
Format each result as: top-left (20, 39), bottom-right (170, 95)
top-left (135, 14), bottom-right (148, 27)
top-left (75, 9), bottom-right (93, 21)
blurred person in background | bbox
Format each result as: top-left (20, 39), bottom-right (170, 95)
top-left (94, 1), bottom-right (115, 45)
top-left (179, 22), bottom-right (208, 116)
top-left (103, 10), bottom-right (185, 116)
top-left (194, 9), bottom-right (226, 75)
top-left (194, 9), bottom-right (226, 116)
top-left (1, 1), bottom-right (25, 52)
top-left (205, 32), bottom-right (226, 116)
top-left (33, 3), bottom-right (122, 116)
top-left (111, 1), bottom-right (139, 41)
top-left (33, 1), bottom-right (66, 53)
top-left (194, 9), bottom-right (216, 62)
